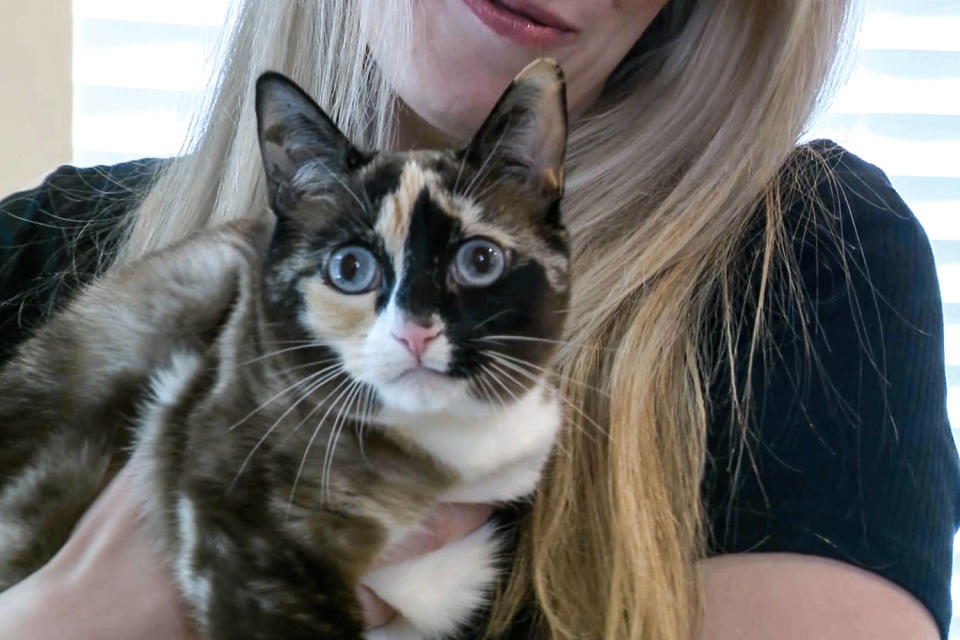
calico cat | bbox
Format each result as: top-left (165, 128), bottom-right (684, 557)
top-left (0, 59), bottom-right (569, 639)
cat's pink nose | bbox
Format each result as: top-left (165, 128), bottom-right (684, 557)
top-left (392, 323), bottom-right (441, 360)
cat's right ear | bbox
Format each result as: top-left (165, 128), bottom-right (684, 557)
top-left (255, 72), bottom-right (365, 209)
top-left (460, 58), bottom-right (568, 202)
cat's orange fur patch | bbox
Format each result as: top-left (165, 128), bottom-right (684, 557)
top-left (301, 278), bottom-right (373, 340)
top-left (376, 162), bottom-right (427, 268)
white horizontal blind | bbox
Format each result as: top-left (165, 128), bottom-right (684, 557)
top-left (72, 0), bottom-right (233, 166)
top-left (806, 0), bottom-right (960, 635)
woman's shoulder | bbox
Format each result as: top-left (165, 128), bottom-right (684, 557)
top-left (704, 140), bottom-right (960, 637)
top-left (0, 157), bottom-right (167, 252)
top-left (1, 158), bottom-right (167, 227)
top-left (783, 139), bottom-right (936, 284)
top-left (0, 157), bottom-right (168, 359)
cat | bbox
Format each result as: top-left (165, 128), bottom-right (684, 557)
top-left (0, 58), bottom-right (569, 639)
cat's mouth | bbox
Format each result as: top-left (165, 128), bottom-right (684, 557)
top-left (391, 366), bottom-right (448, 383)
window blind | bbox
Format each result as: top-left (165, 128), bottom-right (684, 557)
top-left (73, 0), bottom-right (960, 632)
top-left (72, 0), bottom-right (232, 166)
top-left (804, 0), bottom-right (960, 634)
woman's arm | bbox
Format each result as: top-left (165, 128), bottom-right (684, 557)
top-left (695, 553), bottom-right (938, 639)
top-left (704, 144), bottom-right (959, 638)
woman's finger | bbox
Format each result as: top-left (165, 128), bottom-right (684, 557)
top-left (370, 502), bottom-right (495, 569)
top-left (356, 584), bottom-right (396, 629)
top-left (359, 502), bottom-right (496, 629)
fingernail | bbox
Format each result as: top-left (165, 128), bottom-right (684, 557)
top-left (356, 585), bottom-right (396, 629)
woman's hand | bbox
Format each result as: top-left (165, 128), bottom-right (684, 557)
top-left (357, 502), bottom-right (496, 629)
top-left (0, 459), bottom-right (493, 637)
top-left (0, 463), bottom-right (195, 640)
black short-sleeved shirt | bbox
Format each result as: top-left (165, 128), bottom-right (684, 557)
top-left (1, 143), bottom-right (958, 637)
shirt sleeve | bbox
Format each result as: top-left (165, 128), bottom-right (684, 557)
top-left (703, 142), bottom-right (960, 638)
top-left (0, 159), bottom-right (163, 360)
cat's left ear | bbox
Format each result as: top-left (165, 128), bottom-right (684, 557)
top-left (255, 72), bottom-right (366, 208)
top-left (460, 58), bottom-right (568, 201)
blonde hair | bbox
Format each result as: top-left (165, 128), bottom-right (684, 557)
top-left (119, 1), bottom-right (854, 638)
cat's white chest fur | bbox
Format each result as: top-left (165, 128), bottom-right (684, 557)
top-left (386, 381), bottom-right (561, 502)
top-left (363, 383), bottom-right (561, 639)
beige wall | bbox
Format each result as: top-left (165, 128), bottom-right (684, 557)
top-left (0, 0), bottom-right (72, 196)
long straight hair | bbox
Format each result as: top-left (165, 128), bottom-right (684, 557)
top-left (119, 1), bottom-right (854, 638)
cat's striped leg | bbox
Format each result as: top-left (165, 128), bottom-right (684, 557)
top-left (0, 432), bottom-right (114, 590)
top-left (169, 491), bottom-right (365, 640)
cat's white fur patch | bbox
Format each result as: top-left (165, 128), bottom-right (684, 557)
top-left (176, 493), bottom-right (212, 620)
top-left (129, 351), bottom-right (213, 627)
top-left (381, 381), bottom-right (560, 501)
top-left (131, 351), bottom-right (206, 500)
top-left (147, 351), bottom-right (206, 409)
top-left (362, 522), bottom-right (500, 640)
top-left (365, 383), bottom-right (560, 638)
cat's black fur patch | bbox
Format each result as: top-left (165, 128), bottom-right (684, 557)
top-left (396, 187), bottom-right (461, 324)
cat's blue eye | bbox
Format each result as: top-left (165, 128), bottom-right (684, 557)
top-left (327, 246), bottom-right (380, 294)
top-left (451, 239), bottom-right (506, 288)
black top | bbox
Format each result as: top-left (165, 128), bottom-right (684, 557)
top-left (1, 143), bottom-right (958, 637)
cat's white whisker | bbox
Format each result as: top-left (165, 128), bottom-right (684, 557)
top-left (236, 342), bottom-right (326, 366)
top-left (469, 368), bottom-right (492, 405)
top-left (470, 174), bottom-right (513, 204)
top-left (486, 356), bottom-right (604, 447)
top-left (226, 363), bottom-right (342, 433)
top-left (355, 385), bottom-right (376, 464)
top-left (483, 350), bottom-right (611, 398)
top-left (474, 334), bottom-right (572, 347)
top-left (285, 376), bottom-right (355, 520)
top-left (281, 357), bottom-right (343, 373)
top-left (360, 182), bottom-right (376, 217)
top-left (485, 367), bottom-right (511, 409)
top-left (275, 367), bottom-right (361, 448)
top-left (306, 154), bottom-right (369, 215)
top-left (260, 336), bottom-right (324, 344)
top-left (320, 380), bottom-right (364, 505)
top-left (333, 382), bottom-right (367, 496)
top-left (312, 382), bottom-right (356, 508)
top-left (483, 351), bottom-right (549, 373)
top-left (486, 355), bottom-right (608, 439)
top-left (453, 148), bottom-right (468, 195)
top-left (475, 365), bottom-right (507, 409)
top-left (475, 334), bottom-right (616, 355)
top-left (471, 309), bottom-right (516, 331)
top-left (258, 341), bottom-right (326, 349)
top-left (481, 362), bottom-right (523, 406)
top-left (462, 121), bottom-right (511, 200)
top-left (229, 368), bottom-right (342, 492)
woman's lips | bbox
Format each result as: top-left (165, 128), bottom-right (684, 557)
top-left (461, 0), bottom-right (578, 47)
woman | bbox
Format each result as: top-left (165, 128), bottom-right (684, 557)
top-left (0, 1), bottom-right (956, 638)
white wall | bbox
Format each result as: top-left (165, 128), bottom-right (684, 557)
top-left (0, 0), bottom-right (72, 195)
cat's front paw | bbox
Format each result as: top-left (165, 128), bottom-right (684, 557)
top-left (361, 522), bottom-right (499, 639)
